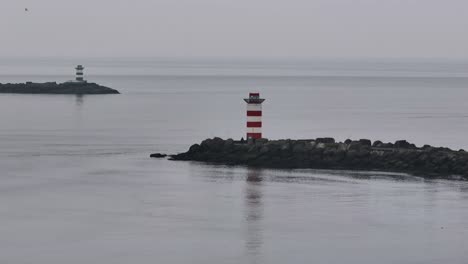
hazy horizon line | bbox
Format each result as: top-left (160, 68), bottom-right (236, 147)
top-left (1, 55), bottom-right (468, 62)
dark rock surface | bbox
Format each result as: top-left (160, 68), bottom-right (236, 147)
top-left (150, 153), bottom-right (167, 158)
top-left (169, 137), bottom-right (468, 180)
top-left (0, 82), bottom-right (120, 94)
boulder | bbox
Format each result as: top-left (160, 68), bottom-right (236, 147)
top-left (316, 137), bottom-right (335, 144)
top-left (348, 141), bottom-right (370, 151)
top-left (256, 138), bottom-right (269, 145)
top-left (316, 143), bottom-right (326, 149)
top-left (188, 144), bottom-right (201, 153)
top-left (380, 142), bottom-right (394, 148)
top-left (201, 137), bottom-right (225, 151)
top-left (372, 140), bottom-right (383, 147)
top-left (394, 140), bottom-right (417, 149)
top-left (224, 138), bottom-right (235, 150)
top-left (150, 153), bottom-right (167, 158)
top-left (359, 139), bottom-right (372, 147)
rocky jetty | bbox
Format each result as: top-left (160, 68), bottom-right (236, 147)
top-left (168, 137), bottom-right (468, 180)
top-left (0, 82), bottom-right (120, 94)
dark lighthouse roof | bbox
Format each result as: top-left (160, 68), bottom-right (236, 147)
top-left (244, 92), bottom-right (265, 104)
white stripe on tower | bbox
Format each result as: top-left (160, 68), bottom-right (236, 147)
top-left (246, 116), bottom-right (262, 122)
top-left (246, 104), bottom-right (262, 111)
top-left (247, 127), bottom-right (262, 133)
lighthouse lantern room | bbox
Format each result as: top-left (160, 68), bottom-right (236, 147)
top-left (244, 92), bottom-right (265, 140)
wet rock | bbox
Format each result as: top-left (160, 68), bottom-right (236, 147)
top-left (337, 143), bottom-right (348, 152)
top-left (0, 81), bottom-right (120, 94)
top-left (169, 137), bottom-right (468, 180)
top-left (372, 140), bottom-right (383, 147)
top-left (359, 139), bottom-right (372, 147)
top-left (394, 140), bottom-right (417, 149)
top-left (255, 138), bottom-right (269, 145)
top-left (188, 144), bottom-right (201, 153)
top-left (316, 137), bottom-right (335, 144)
top-left (422, 144), bottom-right (433, 150)
top-left (380, 142), bottom-right (394, 148)
top-left (316, 143), bottom-right (326, 149)
top-left (348, 141), bottom-right (370, 151)
top-left (150, 153), bottom-right (167, 158)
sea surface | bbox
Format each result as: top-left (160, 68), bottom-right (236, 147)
top-left (1, 57), bottom-right (468, 264)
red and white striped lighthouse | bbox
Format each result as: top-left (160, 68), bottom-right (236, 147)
top-left (244, 92), bottom-right (265, 139)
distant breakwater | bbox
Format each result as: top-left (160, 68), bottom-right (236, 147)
top-left (163, 137), bottom-right (468, 180)
top-left (0, 82), bottom-right (120, 94)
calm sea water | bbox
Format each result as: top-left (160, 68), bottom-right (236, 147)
top-left (1, 57), bottom-right (467, 263)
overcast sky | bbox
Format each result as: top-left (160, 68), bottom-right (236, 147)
top-left (1, 0), bottom-right (467, 58)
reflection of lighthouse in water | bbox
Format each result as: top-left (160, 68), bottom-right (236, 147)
top-left (244, 169), bottom-right (264, 263)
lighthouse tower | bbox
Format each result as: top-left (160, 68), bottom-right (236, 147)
top-left (244, 92), bottom-right (265, 139)
top-left (75, 65), bottom-right (85, 82)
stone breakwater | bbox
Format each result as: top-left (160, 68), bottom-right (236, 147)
top-left (0, 82), bottom-right (120, 94)
top-left (167, 137), bottom-right (468, 180)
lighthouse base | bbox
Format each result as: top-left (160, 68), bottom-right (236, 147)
top-left (247, 133), bottom-right (262, 139)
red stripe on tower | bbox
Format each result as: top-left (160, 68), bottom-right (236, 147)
top-left (243, 92), bottom-right (265, 139)
top-left (246, 111), bottom-right (262, 116)
top-left (247, 122), bottom-right (262, 128)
